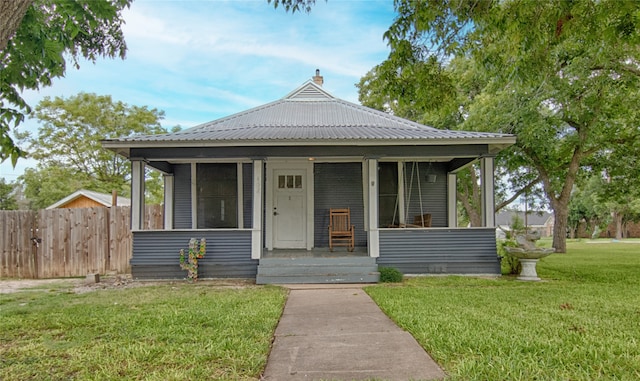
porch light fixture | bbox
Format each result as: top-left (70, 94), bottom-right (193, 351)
top-left (308, 157), bottom-right (316, 161)
top-left (426, 162), bottom-right (437, 183)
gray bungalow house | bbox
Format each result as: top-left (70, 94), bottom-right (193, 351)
top-left (103, 73), bottom-right (516, 283)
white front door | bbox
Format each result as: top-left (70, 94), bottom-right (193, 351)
top-left (272, 169), bottom-right (307, 248)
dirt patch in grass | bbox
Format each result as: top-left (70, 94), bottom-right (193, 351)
top-left (0, 275), bottom-right (255, 294)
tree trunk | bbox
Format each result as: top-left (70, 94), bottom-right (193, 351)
top-left (551, 202), bottom-right (568, 253)
top-left (462, 198), bottom-right (482, 227)
top-left (0, 0), bottom-right (33, 52)
top-left (614, 212), bottom-right (623, 240)
top-left (457, 167), bottom-right (482, 227)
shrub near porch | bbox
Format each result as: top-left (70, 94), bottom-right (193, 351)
top-left (366, 240), bottom-right (640, 380)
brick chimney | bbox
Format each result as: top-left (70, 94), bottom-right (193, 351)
top-left (312, 69), bottom-right (323, 86)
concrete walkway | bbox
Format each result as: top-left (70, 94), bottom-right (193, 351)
top-left (262, 286), bottom-right (446, 381)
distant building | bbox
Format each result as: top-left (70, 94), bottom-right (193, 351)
top-left (495, 210), bottom-right (554, 239)
top-left (47, 189), bottom-right (130, 209)
top-left (577, 220), bottom-right (640, 239)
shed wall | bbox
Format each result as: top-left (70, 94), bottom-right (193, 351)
top-left (58, 196), bottom-right (104, 209)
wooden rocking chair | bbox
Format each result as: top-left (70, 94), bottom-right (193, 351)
top-left (413, 213), bottom-right (432, 227)
top-left (328, 208), bottom-right (355, 252)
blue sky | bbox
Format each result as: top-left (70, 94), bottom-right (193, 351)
top-left (1, 0), bottom-right (396, 181)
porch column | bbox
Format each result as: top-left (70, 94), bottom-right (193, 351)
top-left (447, 173), bottom-right (457, 228)
top-left (131, 160), bottom-right (145, 231)
top-left (367, 158), bottom-right (379, 258)
top-left (481, 156), bottom-right (496, 228)
top-left (251, 160), bottom-right (263, 259)
top-left (163, 174), bottom-right (174, 230)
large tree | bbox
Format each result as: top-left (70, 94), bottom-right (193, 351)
top-left (357, 54), bottom-right (543, 227)
top-left (18, 93), bottom-right (167, 209)
top-left (0, 0), bottom-right (132, 165)
top-left (373, 0), bottom-right (640, 252)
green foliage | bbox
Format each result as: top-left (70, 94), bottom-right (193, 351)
top-left (179, 238), bottom-right (206, 281)
top-left (0, 0), bottom-right (132, 164)
top-left (367, 241), bottom-right (640, 380)
top-left (371, 0), bottom-right (640, 253)
top-left (498, 239), bottom-right (522, 275)
top-left (20, 166), bottom-right (88, 209)
top-left (0, 178), bottom-right (18, 210)
top-left (378, 267), bottom-right (404, 283)
top-left (0, 284), bottom-right (287, 380)
top-left (268, 0), bottom-right (319, 13)
top-left (17, 92), bottom-right (167, 209)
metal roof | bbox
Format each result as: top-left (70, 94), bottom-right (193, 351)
top-left (46, 189), bottom-right (131, 209)
top-left (103, 81), bottom-right (515, 147)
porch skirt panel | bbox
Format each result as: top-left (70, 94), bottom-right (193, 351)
top-left (377, 228), bottom-right (501, 275)
top-left (131, 261), bottom-right (258, 280)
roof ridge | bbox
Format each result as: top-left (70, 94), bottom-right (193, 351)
top-left (284, 81), bottom-right (334, 100)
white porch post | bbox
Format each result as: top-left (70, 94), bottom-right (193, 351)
top-left (163, 174), bottom-right (174, 230)
top-left (251, 160), bottom-right (263, 259)
top-left (447, 173), bottom-right (457, 228)
top-left (367, 158), bottom-right (379, 258)
top-left (190, 163), bottom-right (197, 229)
top-left (237, 163), bottom-right (244, 229)
top-left (481, 156), bottom-right (496, 228)
top-left (131, 160), bottom-right (145, 231)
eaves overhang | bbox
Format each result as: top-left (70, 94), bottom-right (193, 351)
top-left (102, 136), bottom-right (516, 158)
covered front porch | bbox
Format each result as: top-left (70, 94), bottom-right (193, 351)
top-left (126, 155), bottom-right (500, 282)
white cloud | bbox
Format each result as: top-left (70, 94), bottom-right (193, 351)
top-left (3, 0), bottom-right (395, 179)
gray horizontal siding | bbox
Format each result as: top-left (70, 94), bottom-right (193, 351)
top-left (378, 228), bottom-right (500, 275)
top-left (314, 163), bottom-right (366, 248)
top-left (131, 230), bottom-right (256, 279)
top-left (173, 164), bottom-right (192, 229)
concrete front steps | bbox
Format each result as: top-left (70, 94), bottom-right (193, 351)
top-left (256, 256), bottom-right (380, 284)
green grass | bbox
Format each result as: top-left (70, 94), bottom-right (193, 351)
top-left (366, 240), bottom-right (640, 380)
top-left (3, 241), bottom-right (639, 380)
top-left (0, 283), bottom-right (287, 380)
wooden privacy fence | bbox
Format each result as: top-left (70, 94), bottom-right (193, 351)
top-left (0, 205), bottom-right (163, 279)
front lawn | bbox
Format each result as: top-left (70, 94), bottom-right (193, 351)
top-left (366, 240), bottom-right (640, 380)
top-left (0, 283), bottom-right (287, 380)
top-left (2, 240), bottom-right (638, 380)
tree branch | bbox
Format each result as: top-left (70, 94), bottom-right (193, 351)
top-left (496, 175), bottom-right (542, 211)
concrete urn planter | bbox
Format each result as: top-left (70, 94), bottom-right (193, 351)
top-left (505, 231), bottom-right (555, 281)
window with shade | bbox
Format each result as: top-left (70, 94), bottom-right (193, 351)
top-left (197, 163), bottom-right (237, 228)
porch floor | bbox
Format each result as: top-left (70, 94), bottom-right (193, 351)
top-left (262, 247), bottom-right (368, 258)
